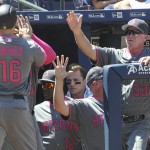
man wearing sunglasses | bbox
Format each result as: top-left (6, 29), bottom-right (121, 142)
top-left (34, 69), bottom-right (82, 150)
top-left (65, 63), bottom-right (92, 99)
top-left (67, 12), bottom-right (150, 150)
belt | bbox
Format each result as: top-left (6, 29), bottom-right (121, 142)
top-left (122, 115), bottom-right (145, 124)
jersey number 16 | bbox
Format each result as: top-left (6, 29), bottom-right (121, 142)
top-left (0, 59), bottom-right (21, 83)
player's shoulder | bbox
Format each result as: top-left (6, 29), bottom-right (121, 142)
top-left (26, 38), bottom-right (39, 47)
top-left (22, 38), bottom-right (43, 54)
top-left (14, 37), bottom-right (37, 48)
top-left (16, 37), bottom-right (38, 48)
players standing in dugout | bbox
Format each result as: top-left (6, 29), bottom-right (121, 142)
top-left (34, 69), bottom-right (82, 150)
top-left (66, 11), bottom-right (150, 150)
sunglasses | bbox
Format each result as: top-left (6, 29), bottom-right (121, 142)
top-left (125, 29), bottom-right (143, 36)
top-left (42, 82), bottom-right (55, 89)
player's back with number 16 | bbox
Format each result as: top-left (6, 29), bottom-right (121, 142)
top-left (0, 4), bottom-right (46, 150)
top-left (0, 10), bottom-right (45, 95)
top-left (0, 35), bottom-right (46, 94)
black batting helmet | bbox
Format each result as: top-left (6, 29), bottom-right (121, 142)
top-left (0, 4), bottom-right (17, 29)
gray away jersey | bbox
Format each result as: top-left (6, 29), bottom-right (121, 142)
top-left (95, 47), bottom-right (150, 115)
top-left (0, 35), bottom-right (45, 95)
top-left (66, 97), bottom-right (104, 150)
top-left (34, 101), bottom-right (82, 150)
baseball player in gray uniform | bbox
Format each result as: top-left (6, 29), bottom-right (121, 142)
top-left (67, 11), bottom-right (150, 150)
top-left (53, 55), bottom-right (105, 150)
top-left (1, 15), bottom-right (56, 150)
top-left (0, 4), bottom-right (47, 150)
top-left (34, 69), bottom-right (82, 150)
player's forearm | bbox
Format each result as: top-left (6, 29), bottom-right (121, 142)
top-left (32, 34), bottom-right (56, 65)
top-left (73, 29), bottom-right (96, 61)
top-left (53, 78), bottom-right (69, 117)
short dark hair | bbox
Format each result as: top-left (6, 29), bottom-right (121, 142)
top-left (66, 63), bottom-right (87, 79)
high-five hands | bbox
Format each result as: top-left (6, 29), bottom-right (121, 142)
top-left (52, 55), bottom-right (73, 80)
top-left (15, 15), bottom-right (33, 39)
top-left (66, 11), bottom-right (83, 33)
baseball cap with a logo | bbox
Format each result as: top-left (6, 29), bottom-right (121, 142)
top-left (39, 70), bottom-right (55, 83)
top-left (122, 18), bottom-right (149, 34)
top-left (86, 66), bottom-right (103, 87)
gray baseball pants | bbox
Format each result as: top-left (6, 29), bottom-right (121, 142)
top-left (0, 95), bottom-right (37, 150)
top-left (122, 113), bottom-right (150, 150)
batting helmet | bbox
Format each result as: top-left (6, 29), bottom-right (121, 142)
top-left (0, 4), bottom-right (17, 29)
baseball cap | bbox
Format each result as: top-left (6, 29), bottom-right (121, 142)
top-left (0, 4), bottom-right (17, 29)
top-left (39, 70), bottom-right (55, 83)
top-left (86, 66), bottom-right (103, 87)
top-left (122, 18), bottom-right (149, 34)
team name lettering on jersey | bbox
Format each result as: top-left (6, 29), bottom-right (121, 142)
top-left (38, 120), bottom-right (79, 134)
top-left (0, 46), bottom-right (23, 57)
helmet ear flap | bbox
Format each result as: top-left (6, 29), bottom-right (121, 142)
top-left (0, 4), bottom-right (17, 29)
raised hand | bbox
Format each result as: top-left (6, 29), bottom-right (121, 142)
top-left (53, 55), bottom-right (72, 80)
top-left (66, 11), bottom-right (83, 33)
top-left (15, 15), bottom-right (33, 38)
top-left (53, 55), bottom-right (70, 116)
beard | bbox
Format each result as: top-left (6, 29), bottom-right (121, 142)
top-left (43, 89), bottom-right (53, 101)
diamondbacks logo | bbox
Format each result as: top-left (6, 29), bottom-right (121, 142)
top-left (43, 71), bottom-right (49, 78)
top-left (127, 64), bottom-right (150, 75)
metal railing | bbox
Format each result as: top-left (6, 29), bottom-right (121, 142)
top-left (14, 0), bottom-right (48, 11)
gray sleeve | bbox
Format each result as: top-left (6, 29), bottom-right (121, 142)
top-left (91, 46), bottom-right (121, 67)
top-left (28, 39), bottom-right (46, 67)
